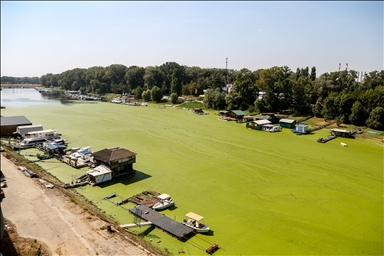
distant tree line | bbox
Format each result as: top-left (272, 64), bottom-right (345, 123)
top-left (1, 76), bottom-right (40, 84)
top-left (35, 62), bottom-right (382, 130)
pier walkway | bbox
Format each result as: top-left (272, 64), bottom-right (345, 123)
top-left (129, 205), bottom-right (195, 241)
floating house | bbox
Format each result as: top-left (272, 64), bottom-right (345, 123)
top-left (246, 119), bottom-right (271, 130)
top-left (279, 119), bottom-right (297, 128)
top-left (14, 124), bottom-right (44, 137)
top-left (62, 146), bottom-right (93, 168)
top-left (292, 123), bottom-right (310, 134)
top-left (227, 110), bottom-right (246, 120)
top-left (331, 129), bottom-right (354, 138)
top-left (92, 147), bottom-right (137, 177)
top-left (0, 116), bottom-right (32, 136)
top-left (255, 114), bottom-right (280, 124)
top-left (87, 165), bottom-right (113, 185)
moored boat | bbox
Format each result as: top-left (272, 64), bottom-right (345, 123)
top-left (182, 212), bottom-right (210, 233)
top-left (152, 193), bottom-right (174, 211)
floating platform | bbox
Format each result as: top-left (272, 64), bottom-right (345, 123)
top-left (128, 190), bottom-right (161, 208)
top-left (129, 205), bottom-right (195, 241)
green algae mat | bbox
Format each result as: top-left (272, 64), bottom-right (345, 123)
top-left (2, 102), bottom-right (383, 255)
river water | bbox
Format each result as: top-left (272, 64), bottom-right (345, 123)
top-left (0, 87), bottom-right (71, 108)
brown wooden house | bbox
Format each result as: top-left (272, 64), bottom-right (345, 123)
top-left (92, 147), bottom-right (137, 177)
top-left (1, 116), bottom-right (32, 136)
top-left (227, 110), bottom-right (246, 120)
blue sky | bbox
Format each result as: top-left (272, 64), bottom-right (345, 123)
top-left (1, 1), bottom-right (383, 77)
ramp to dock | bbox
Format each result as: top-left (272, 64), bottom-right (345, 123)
top-left (120, 221), bottom-right (152, 228)
top-left (129, 205), bottom-right (195, 241)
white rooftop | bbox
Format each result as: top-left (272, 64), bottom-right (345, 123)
top-left (279, 119), bottom-right (296, 123)
top-left (253, 120), bottom-right (271, 125)
top-left (157, 194), bottom-right (171, 200)
top-left (87, 165), bottom-right (112, 176)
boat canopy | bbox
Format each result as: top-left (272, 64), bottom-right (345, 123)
top-left (186, 212), bottom-right (204, 221)
top-left (157, 193), bottom-right (171, 200)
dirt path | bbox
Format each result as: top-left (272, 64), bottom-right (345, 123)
top-left (1, 154), bottom-right (152, 256)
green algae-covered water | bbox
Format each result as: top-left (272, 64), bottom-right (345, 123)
top-left (2, 99), bottom-right (383, 255)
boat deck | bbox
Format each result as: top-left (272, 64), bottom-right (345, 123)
top-left (129, 205), bottom-right (195, 241)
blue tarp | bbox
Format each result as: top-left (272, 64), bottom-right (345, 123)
top-left (47, 144), bottom-right (67, 150)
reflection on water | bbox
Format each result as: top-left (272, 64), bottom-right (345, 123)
top-left (1, 88), bottom-right (96, 108)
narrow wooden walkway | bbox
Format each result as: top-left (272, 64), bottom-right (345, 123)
top-left (120, 221), bottom-right (152, 228)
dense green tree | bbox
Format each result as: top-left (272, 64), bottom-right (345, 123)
top-left (203, 88), bottom-right (226, 110)
top-left (254, 98), bottom-right (266, 114)
top-left (1, 76), bottom-right (39, 84)
top-left (256, 66), bottom-right (293, 112)
top-left (233, 68), bottom-right (257, 106)
top-left (348, 101), bottom-right (367, 125)
top-left (150, 86), bottom-right (163, 102)
top-left (133, 86), bottom-right (144, 99)
top-left (359, 70), bottom-right (384, 90)
top-left (292, 76), bottom-right (312, 114)
top-left (125, 66), bottom-right (144, 92)
top-left (225, 91), bottom-right (247, 110)
top-left (310, 67), bottom-right (316, 81)
top-left (366, 107), bottom-right (384, 130)
top-left (337, 93), bottom-right (355, 123)
top-left (170, 71), bottom-right (182, 96)
top-left (160, 62), bottom-right (186, 95)
top-left (321, 92), bottom-right (339, 119)
top-left (302, 66), bottom-right (309, 78)
top-left (144, 66), bottom-right (164, 90)
top-left (142, 90), bottom-right (151, 101)
top-left (312, 103), bottom-right (323, 118)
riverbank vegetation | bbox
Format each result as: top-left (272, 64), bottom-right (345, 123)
top-left (2, 63), bottom-right (384, 130)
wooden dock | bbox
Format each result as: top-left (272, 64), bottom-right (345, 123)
top-left (129, 205), bottom-right (195, 241)
top-left (128, 190), bottom-right (161, 208)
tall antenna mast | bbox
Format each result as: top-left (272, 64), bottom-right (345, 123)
top-left (225, 58), bottom-right (228, 92)
top-left (226, 58), bottom-right (228, 83)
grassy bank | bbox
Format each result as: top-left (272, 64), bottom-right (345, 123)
top-left (1, 102), bottom-right (382, 255)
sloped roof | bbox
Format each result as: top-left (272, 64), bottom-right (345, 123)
top-left (93, 147), bottom-right (137, 162)
top-left (279, 119), bottom-right (296, 123)
top-left (253, 119), bottom-right (271, 125)
top-left (1, 116), bottom-right (32, 126)
top-left (230, 110), bottom-right (246, 116)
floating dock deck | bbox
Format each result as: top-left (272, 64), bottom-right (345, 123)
top-left (129, 205), bottom-right (195, 241)
top-left (128, 190), bottom-right (161, 208)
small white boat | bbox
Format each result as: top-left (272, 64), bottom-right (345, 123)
top-left (152, 194), bottom-right (174, 211)
top-left (182, 212), bottom-right (210, 233)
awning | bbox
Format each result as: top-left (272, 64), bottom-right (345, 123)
top-left (185, 212), bottom-right (204, 221)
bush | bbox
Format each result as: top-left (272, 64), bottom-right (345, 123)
top-left (150, 86), bottom-right (163, 103)
top-left (142, 90), bottom-right (151, 101)
top-left (170, 93), bottom-right (178, 104)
